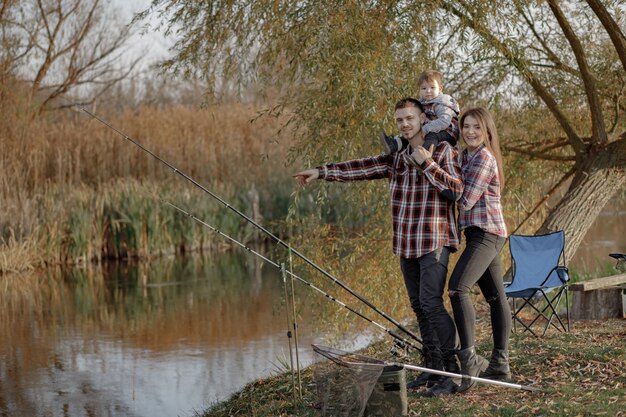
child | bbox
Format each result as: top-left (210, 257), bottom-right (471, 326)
top-left (380, 70), bottom-right (460, 156)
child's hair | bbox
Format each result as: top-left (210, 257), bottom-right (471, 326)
top-left (460, 107), bottom-right (505, 191)
top-left (418, 69), bottom-right (443, 86)
top-left (394, 97), bottom-right (425, 113)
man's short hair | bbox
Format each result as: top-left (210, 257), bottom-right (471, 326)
top-left (394, 97), bottom-right (424, 113)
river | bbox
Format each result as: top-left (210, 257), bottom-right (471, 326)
top-left (0, 252), bottom-right (375, 417)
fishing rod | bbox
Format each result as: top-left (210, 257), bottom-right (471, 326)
top-left (76, 105), bottom-right (423, 348)
top-left (286, 250), bottom-right (303, 394)
top-left (163, 200), bottom-right (422, 353)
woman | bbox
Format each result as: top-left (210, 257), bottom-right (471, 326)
top-left (448, 107), bottom-right (512, 393)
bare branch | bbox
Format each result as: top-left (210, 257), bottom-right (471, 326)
top-left (547, 0), bottom-right (607, 145)
top-left (509, 137), bottom-right (573, 154)
top-left (43, 56), bottom-right (141, 110)
top-left (3, 0), bottom-right (139, 113)
top-left (503, 144), bottom-right (576, 162)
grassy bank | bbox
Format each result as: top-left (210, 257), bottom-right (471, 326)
top-left (200, 319), bottom-right (626, 417)
top-left (0, 177), bottom-right (298, 273)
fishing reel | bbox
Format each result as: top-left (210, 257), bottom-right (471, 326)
top-left (389, 339), bottom-right (412, 358)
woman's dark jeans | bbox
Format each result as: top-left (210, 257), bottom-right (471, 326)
top-left (449, 227), bottom-right (511, 350)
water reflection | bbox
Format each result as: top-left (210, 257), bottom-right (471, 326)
top-left (0, 253), bottom-right (374, 417)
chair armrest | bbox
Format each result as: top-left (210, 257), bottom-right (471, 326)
top-left (556, 266), bottom-right (569, 283)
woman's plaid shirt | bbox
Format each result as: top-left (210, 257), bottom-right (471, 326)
top-left (318, 143), bottom-right (463, 259)
top-left (458, 144), bottom-right (507, 237)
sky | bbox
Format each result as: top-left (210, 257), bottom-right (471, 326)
top-left (112, 0), bottom-right (173, 72)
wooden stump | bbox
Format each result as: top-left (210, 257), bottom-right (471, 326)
top-left (571, 287), bottom-right (625, 320)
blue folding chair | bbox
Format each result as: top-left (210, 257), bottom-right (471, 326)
top-left (505, 231), bottom-right (570, 337)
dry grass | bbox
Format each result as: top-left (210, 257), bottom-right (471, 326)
top-left (200, 319), bottom-right (626, 417)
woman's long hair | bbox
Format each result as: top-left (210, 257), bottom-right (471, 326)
top-left (459, 107), bottom-right (505, 191)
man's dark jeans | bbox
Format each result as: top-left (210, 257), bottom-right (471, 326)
top-left (400, 247), bottom-right (459, 359)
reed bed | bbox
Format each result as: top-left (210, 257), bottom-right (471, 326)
top-left (0, 86), bottom-right (299, 271)
top-left (0, 178), bottom-right (289, 272)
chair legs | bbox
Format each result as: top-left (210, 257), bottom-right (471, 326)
top-left (508, 288), bottom-right (570, 337)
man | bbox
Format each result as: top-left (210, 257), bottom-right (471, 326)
top-left (293, 98), bottom-right (464, 396)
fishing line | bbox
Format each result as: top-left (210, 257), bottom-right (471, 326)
top-left (288, 249), bottom-right (303, 397)
top-left (75, 105), bottom-right (422, 348)
top-left (280, 263), bottom-right (299, 404)
top-left (162, 200), bottom-right (422, 352)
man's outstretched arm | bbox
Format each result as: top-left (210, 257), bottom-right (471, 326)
top-left (293, 155), bottom-right (392, 186)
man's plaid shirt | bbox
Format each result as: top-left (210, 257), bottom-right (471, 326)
top-left (318, 142), bottom-right (463, 259)
top-left (458, 144), bottom-right (507, 237)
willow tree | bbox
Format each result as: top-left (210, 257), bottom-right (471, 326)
top-left (141, 0), bottom-right (626, 263)
top-left (436, 0), bottom-right (626, 261)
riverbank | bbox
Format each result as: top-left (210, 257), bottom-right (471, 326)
top-left (201, 319), bottom-right (626, 416)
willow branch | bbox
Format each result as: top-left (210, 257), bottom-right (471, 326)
top-left (518, 5), bottom-right (578, 76)
top-left (609, 82), bottom-right (625, 135)
top-left (504, 145), bottom-right (576, 161)
top-left (444, 1), bottom-right (586, 155)
top-left (507, 136), bottom-right (571, 153)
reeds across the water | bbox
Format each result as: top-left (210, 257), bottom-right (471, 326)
top-left (0, 91), bottom-right (297, 272)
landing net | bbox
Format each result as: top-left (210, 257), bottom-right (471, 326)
top-left (312, 344), bottom-right (403, 417)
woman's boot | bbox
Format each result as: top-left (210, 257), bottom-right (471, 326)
top-left (479, 348), bottom-right (512, 382)
top-left (457, 347), bottom-right (489, 393)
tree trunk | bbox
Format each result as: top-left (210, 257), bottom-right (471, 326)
top-left (537, 137), bottom-right (626, 263)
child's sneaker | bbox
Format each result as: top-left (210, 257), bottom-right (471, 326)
top-left (379, 131), bottom-right (403, 154)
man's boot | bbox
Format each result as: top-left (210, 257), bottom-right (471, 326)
top-left (479, 348), bottom-right (512, 382)
top-left (423, 353), bottom-right (460, 397)
top-left (457, 347), bottom-right (489, 393)
top-left (407, 348), bottom-right (444, 389)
